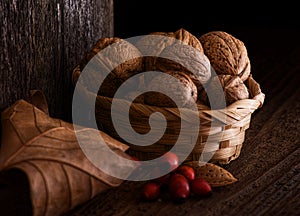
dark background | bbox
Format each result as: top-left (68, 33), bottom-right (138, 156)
top-left (113, 0), bottom-right (300, 84)
top-left (114, 1), bottom-right (300, 38)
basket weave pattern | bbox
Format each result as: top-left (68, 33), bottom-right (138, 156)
top-left (73, 65), bottom-right (265, 165)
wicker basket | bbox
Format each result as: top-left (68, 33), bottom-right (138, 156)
top-left (72, 65), bottom-right (265, 165)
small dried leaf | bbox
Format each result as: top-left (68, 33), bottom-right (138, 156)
top-left (185, 161), bottom-right (238, 187)
top-left (0, 98), bottom-right (136, 216)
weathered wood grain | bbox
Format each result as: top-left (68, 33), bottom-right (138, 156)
top-left (0, 0), bottom-right (113, 122)
top-left (0, 1), bottom-right (113, 214)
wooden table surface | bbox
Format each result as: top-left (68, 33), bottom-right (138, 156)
top-left (1, 27), bottom-right (300, 216)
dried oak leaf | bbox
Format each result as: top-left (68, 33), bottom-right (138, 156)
top-left (185, 161), bottom-right (238, 187)
top-left (0, 97), bottom-right (136, 216)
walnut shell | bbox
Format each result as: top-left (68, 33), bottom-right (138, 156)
top-left (155, 43), bottom-right (211, 88)
top-left (134, 28), bottom-right (205, 85)
top-left (80, 37), bottom-right (121, 70)
top-left (77, 37), bottom-right (144, 98)
top-left (144, 71), bottom-right (198, 108)
top-left (137, 31), bottom-right (176, 52)
top-left (134, 28), bottom-right (203, 59)
top-left (200, 75), bottom-right (249, 109)
top-left (134, 31), bottom-right (176, 72)
top-left (174, 28), bottom-right (204, 53)
top-left (199, 31), bottom-right (250, 81)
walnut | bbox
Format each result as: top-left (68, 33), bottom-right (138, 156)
top-left (134, 28), bottom-right (206, 86)
top-left (134, 28), bottom-right (203, 62)
top-left (134, 31), bottom-right (176, 72)
top-left (199, 31), bottom-right (251, 81)
top-left (144, 71), bottom-right (198, 108)
top-left (133, 32), bottom-right (175, 59)
top-left (77, 37), bottom-right (144, 98)
top-left (173, 28), bottom-right (204, 53)
top-left (200, 75), bottom-right (249, 109)
top-left (155, 43), bottom-right (211, 88)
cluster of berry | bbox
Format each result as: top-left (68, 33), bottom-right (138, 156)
top-left (134, 152), bottom-right (212, 203)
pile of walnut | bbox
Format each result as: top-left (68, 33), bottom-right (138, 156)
top-left (76, 28), bottom-right (252, 109)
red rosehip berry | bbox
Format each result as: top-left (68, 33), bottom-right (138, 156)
top-left (190, 177), bottom-right (212, 197)
top-left (176, 165), bottom-right (195, 181)
top-left (160, 152), bottom-right (179, 171)
top-left (168, 173), bottom-right (190, 203)
top-left (142, 181), bottom-right (160, 201)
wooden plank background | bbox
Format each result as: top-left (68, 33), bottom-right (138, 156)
top-left (0, 0), bottom-right (113, 122)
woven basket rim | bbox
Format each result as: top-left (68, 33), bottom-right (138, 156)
top-left (73, 64), bottom-right (265, 127)
top-left (99, 77), bottom-right (263, 123)
top-left (72, 65), bottom-right (265, 164)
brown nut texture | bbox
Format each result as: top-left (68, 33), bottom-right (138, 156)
top-left (199, 31), bottom-right (250, 81)
top-left (144, 71), bottom-right (198, 108)
top-left (76, 37), bottom-right (144, 98)
top-left (173, 28), bottom-right (204, 53)
top-left (156, 43), bottom-right (211, 88)
top-left (134, 31), bottom-right (176, 72)
top-left (134, 28), bottom-right (206, 86)
top-left (200, 74), bottom-right (249, 108)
